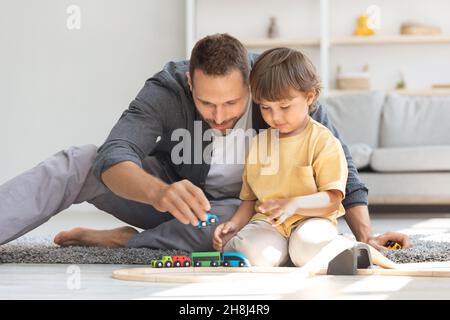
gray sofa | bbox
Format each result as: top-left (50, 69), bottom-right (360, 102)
top-left (322, 91), bottom-right (450, 205)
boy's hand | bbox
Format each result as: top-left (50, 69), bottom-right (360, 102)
top-left (259, 198), bottom-right (297, 226)
top-left (213, 221), bottom-right (239, 251)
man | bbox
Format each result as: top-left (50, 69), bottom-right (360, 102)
top-left (0, 33), bottom-right (410, 252)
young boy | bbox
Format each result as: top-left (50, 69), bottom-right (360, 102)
top-left (213, 48), bottom-right (348, 267)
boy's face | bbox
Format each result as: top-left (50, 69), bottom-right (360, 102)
top-left (259, 89), bottom-right (315, 136)
top-left (187, 69), bottom-right (250, 135)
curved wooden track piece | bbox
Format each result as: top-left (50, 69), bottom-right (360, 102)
top-left (112, 267), bottom-right (302, 283)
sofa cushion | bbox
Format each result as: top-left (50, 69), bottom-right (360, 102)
top-left (380, 94), bottom-right (450, 148)
top-left (349, 143), bottom-right (372, 169)
top-left (360, 172), bottom-right (450, 204)
top-left (321, 91), bottom-right (385, 148)
top-left (371, 145), bottom-right (450, 172)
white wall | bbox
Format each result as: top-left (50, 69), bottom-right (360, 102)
top-left (196, 0), bottom-right (450, 90)
top-left (0, 0), bottom-right (185, 186)
top-left (2, 0), bottom-right (450, 187)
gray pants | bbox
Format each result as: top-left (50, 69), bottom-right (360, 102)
top-left (0, 145), bottom-right (240, 251)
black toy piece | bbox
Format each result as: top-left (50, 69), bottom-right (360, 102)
top-left (327, 242), bottom-right (373, 275)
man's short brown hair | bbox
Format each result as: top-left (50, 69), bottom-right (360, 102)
top-left (250, 47), bottom-right (321, 109)
top-left (189, 33), bottom-right (250, 86)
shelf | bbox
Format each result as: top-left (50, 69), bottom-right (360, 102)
top-left (328, 89), bottom-right (450, 96)
top-left (242, 35), bottom-right (450, 49)
top-left (242, 38), bottom-right (320, 48)
top-left (331, 34), bottom-right (450, 46)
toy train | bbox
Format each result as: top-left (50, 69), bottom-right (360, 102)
top-left (151, 251), bottom-right (251, 268)
top-left (197, 213), bottom-right (219, 229)
top-left (385, 240), bottom-right (402, 250)
top-left (151, 214), bottom-right (251, 268)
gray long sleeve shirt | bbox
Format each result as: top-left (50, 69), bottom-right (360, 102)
top-left (92, 54), bottom-right (368, 209)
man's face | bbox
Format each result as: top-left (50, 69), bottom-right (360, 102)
top-left (188, 69), bottom-right (250, 135)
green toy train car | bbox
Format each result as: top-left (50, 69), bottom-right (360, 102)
top-left (151, 255), bottom-right (192, 268)
top-left (191, 251), bottom-right (221, 267)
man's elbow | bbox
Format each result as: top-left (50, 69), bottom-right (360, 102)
top-left (100, 161), bottom-right (126, 185)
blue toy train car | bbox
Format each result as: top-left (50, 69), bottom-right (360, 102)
top-left (197, 213), bottom-right (219, 229)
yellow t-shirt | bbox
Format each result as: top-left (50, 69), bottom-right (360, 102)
top-left (239, 117), bottom-right (348, 237)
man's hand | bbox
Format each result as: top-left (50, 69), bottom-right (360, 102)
top-left (343, 205), bottom-right (412, 251)
top-left (368, 231), bottom-right (412, 251)
top-left (213, 221), bottom-right (239, 251)
top-left (153, 179), bottom-right (210, 226)
top-left (101, 161), bottom-right (210, 225)
top-left (258, 198), bottom-right (297, 226)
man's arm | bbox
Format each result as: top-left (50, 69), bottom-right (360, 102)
top-left (310, 103), bottom-right (369, 209)
top-left (346, 205), bottom-right (411, 250)
top-left (92, 79), bottom-right (210, 224)
top-left (101, 161), bottom-right (209, 225)
top-left (311, 103), bottom-right (411, 249)
top-left (344, 205), bottom-right (373, 243)
top-left (101, 161), bottom-right (164, 205)
top-left (310, 103), bottom-right (371, 242)
top-left (92, 79), bottom-right (167, 180)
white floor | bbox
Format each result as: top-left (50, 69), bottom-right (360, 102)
top-left (1, 206), bottom-right (450, 300)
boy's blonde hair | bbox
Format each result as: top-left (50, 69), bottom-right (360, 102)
top-left (250, 47), bottom-right (321, 111)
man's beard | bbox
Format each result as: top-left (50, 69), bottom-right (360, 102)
top-left (203, 117), bottom-right (238, 135)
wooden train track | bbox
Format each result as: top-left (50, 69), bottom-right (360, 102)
top-left (112, 261), bottom-right (450, 283)
top-left (112, 236), bottom-right (450, 283)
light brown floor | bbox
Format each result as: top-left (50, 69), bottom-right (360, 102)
top-left (1, 208), bottom-right (450, 299)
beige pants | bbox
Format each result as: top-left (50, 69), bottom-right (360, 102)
top-left (224, 218), bottom-right (338, 267)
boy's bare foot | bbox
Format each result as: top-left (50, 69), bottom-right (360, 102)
top-left (54, 226), bottom-right (138, 248)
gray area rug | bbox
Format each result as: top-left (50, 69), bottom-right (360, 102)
top-left (1, 234), bottom-right (449, 265)
top-left (0, 236), bottom-right (188, 265)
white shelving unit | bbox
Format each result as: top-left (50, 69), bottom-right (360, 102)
top-left (185, 0), bottom-right (332, 94)
top-left (185, 0), bottom-right (450, 96)
top-left (319, 0), bottom-right (330, 95)
top-left (328, 88), bottom-right (450, 96)
top-left (185, 0), bottom-right (197, 59)
top-left (332, 34), bottom-right (450, 46)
